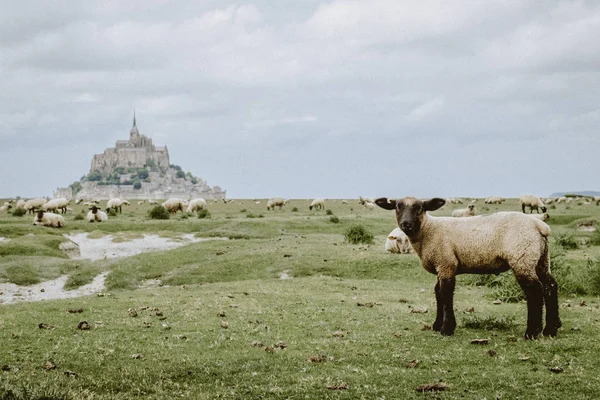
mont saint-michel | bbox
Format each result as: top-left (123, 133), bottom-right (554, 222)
top-left (54, 115), bottom-right (226, 200)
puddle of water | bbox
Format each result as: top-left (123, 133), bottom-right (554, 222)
top-left (1, 233), bottom-right (227, 304)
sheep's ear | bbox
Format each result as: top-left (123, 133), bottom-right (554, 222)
top-left (423, 198), bottom-right (446, 211)
top-left (374, 197), bottom-right (397, 210)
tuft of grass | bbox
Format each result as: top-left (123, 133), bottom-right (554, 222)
top-left (147, 205), bottom-right (170, 220)
top-left (197, 208), bottom-right (211, 219)
top-left (326, 209), bottom-right (333, 215)
top-left (246, 213), bottom-right (264, 219)
top-left (11, 207), bottom-right (26, 217)
top-left (555, 231), bottom-right (578, 250)
top-left (292, 207), bottom-right (299, 212)
top-left (344, 224), bottom-right (374, 245)
top-left (73, 214), bottom-right (84, 221)
top-left (463, 315), bottom-right (517, 331)
top-left (107, 208), bottom-right (118, 217)
top-left (329, 215), bottom-right (340, 223)
top-left (240, 208), bottom-right (247, 213)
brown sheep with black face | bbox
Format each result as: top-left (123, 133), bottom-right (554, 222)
top-left (375, 196), bottom-right (560, 340)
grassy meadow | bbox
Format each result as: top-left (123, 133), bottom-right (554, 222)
top-left (1, 197), bottom-right (600, 399)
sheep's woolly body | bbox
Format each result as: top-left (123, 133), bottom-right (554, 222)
top-left (186, 198), bottom-right (207, 213)
top-left (385, 227), bottom-right (413, 254)
top-left (309, 198), bottom-right (325, 210)
top-left (162, 198), bottom-right (186, 214)
top-left (87, 209), bottom-right (108, 222)
top-left (451, 205), bottom-right (476, 218)
top-left (520, 195), bottom-right (545, 213)
top-left (267, 197), bottom-right (288, 210)
top-left (23, 198), bottom-right (47, 213)
top-left (33, 212), bottom-right (65, 228)
top-left (409, 210), bottom-right (550, 279)
top-left (43, 198), bottom-right (70, 214)
top-left (16, 199), bottom-right (26, 209)
top-left (528, 213), bottom-right (549, 221)
top-left (0, 205), bottom-right (12, 213)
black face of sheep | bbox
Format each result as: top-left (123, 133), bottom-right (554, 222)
top-left (90, 206), bottom-right (99, 214)
top-left (374, 197), bottom-right (445, 236)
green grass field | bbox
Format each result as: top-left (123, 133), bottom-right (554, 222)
top-left (1, 198), bottom-right (600, 399)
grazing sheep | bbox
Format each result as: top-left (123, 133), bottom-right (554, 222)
top-left (75, 198), bottom-right (84, 205)
top-left (529, 212), bottom-right (550, 221)
top-left (15, 199), bottom-right (26, 209)
top-left (87, 205), bottom-right (108, 222)
top-left (162, 198), bottom-right (186, 214)
top-left (363, 202), bottom-right (376, 210)
top-left (43, 198), bottom-right (70, 214)
top-left (374, 196), bottom-right (560, 339)
top-left (341, 200), bottom-right (348, 205)
top-left (309, 198), bottom-right (325, 210)
top-left (186, 198), bottom-right (207, 213)
top-left (451, 204), bottom-right (476, 218)
top-left (0, 205), bottom-right (12, 213)
top-left (484, 196), bottom-right (505, 204)
top-left (385, 227), bottom-right (413, 254)
top-left (33, 210), bottom-right (65, 228)
top-left (267, 197), bottom-right (288, 210)
top-left (359, 196), bottom-right (376, 204)
top-left (556, 196), bottom-right (567, 204)
top-left (149, 200), bottom-right (159, 205)
top-left (223, 199), bottom-right (234, 204)
top-left (23, 198), bottom-right (47, 214)
top-left (519, 195), bottom-right (546, 214)
top-left (137, 200), bottom-right (146, 205)
top-left (106, 198), bottom-right (129, 214)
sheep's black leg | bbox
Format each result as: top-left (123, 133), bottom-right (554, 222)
top-left (433, 280), bottom-right (443, 331)
top-left (539, 272), bottom-right (561, 337)
top-left (439, 277), bottom-right (456, 336)
top-left (516, 276), bottom-right (544, 339)
top-left (522, 204), bottom-right (526, 213)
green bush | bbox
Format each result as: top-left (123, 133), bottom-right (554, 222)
top-left (12, 207), bottom-right (26, 217)
top-left (555, 232), bottom-right (578, 250)
top-left (326, 209), bottom-right (333, 215)
top-left (463, 315), bottom-right (517, 331)
top-left (589, 226), bottom-right (600, 246)
top-left (176, 170), bottom-right (185, 179)
top-left (344, 224), bottom-right (374, 245)
top-left (197, 208), bottom-right (211, 219)
top-left (148, 206), bottom-right (170, 220)
top-left (133, 180), bottom-right (142, 190)
top-left (108, 209), bottom-right (118, 217)
top-left (292, 207), bottom-right (299, 212)
top-left (329, 216), bottom-right (340, 223)
top-left (73, 214), bottom-right (84, 221)
top-left (240, 209), bottom-right (247, 213)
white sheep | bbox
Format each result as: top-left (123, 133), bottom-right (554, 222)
top-left (451, 204), bottom-right (476, 218)
top-left (385, 227), bottom-right (413, 254)
top-left (375, 196), bottom-right (560, 339)
top-left (137, 200), bottom-right (146, 205)
top-left (43, 198), bottom-right (70, 214)
top-left (0, 205), bottom-right (12, 213)
top-left (162, 198), bottom-right (186, 214)
top-left (186, 198), bottom-right (207, 213)
top-left (363, 202), bottom-right (376, 210)
top-left (106, 198), bottom-right (129, 214)
top-left (519, 195), bottom-right (546, 214)
top-left (341, 200), bottom-right (348, 205)
top-left (484, 196), bottom-right (504, 204)
top-left (149, 200), bottom-right (159, 205)
top-left (15, 199), bottom-right (26, 209)
top-left (267, 197), bottom-right (288, 210)
top-left (556, 196), bottom-right (567, 204)
top-left (33, 210), bottom-right (65, 228)
top-left (87, 205), bottom-right (108, 222)
top-left (309, 198), bottom-right (325, 210)
top-left (359, 196), bottom-right (376, 204)
top-left (23, 198), bottom-right (47, 214)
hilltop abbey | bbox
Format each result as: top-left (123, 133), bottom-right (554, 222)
top-left (54, 114), bottom-right (226, 200)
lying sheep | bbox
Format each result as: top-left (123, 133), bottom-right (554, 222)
top-left (106, 198), bottom-right (129, 214)
top-left (149, 200), bottom-right (159, 205)
top-left (309, 198), bottom-right (325, 210)
top-left (137, 200), bottom-right (145, 205)
top-left (375, 196), bottom-right (560, 339)
top-left (484, 196), bottom-right (505, 204)
top-left (520, 195), bottom-right (546, 214)
top-left (33, 210), bottom-right (65, 228)
top-left (267, 197), bottom-right (288, 210)
top-left (24, 198), bottom-right (47, 214)
top-left (186, 198), bottom-right (207, 213)
top-left (0, 205), bottom-right (12, 213)
top-left (529, 212), bottom-right (550, 221)
top-left (43, 198), bottom-right (70, 214)
top-left (451, 204), bottom-right (476, 218)
top-left (87, 205), bottom-right (108, 222)
top-left (385, 227), bottom-right (413, 254)
top-left (358, 197), bottom-right (376, 210)
top-left (162, 198), bottom-right (186, 214)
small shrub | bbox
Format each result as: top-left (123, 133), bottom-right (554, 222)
top-left (344, 224), bottom-right (375, 245)
top-left (107, 209), bottom-right (117, 217)
top-left (329, 216), bottom-right (340, 223)
top-left (589, 226), bottom-right (600, 246)
top-left (147, 205), bottom-right (170, 220)
top-left (74, 214), bottom-right (84, 221)
top-left (292, 207), bottom-right (299, 212)
top-left (197, 209), bottom-right (211, 219)
top-left (326, 209), bottom-right (333, 215)
top-left (179, 214), bottom-right (189, 220)
top-left (247, 213), bottom-right (261, 218)
top-left (240, 209), bottom-right (247, 213)
top-left (550, 204), bottom-right (556, 209)
top-left (12, 208), bottom-right (26, 217)
top-left (463, 315), bottom-right (517, 331)
top-left (555, 231), bottom-right (578, 250)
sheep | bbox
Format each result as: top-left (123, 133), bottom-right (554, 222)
top-left (529, 212), bottom-right (550, 221)
top-left (519, 195), bottom-right (546, 214)
top-left (15, 199), bottom-right (26, 209)
top-left (186, 198), bottom-right (207, 213)
top-left (385, 227), bottom-right (413, 254)
top-left (358, 197), bottom-right (377, 210)
top-left (309, 198), bottom-right (325, 211)
top-left (374, 196), bottom-right (560, 339)
top-left (162, 198), bottom-right (186, 214)
top-left (87, 205), bottom-right (108, 222)
top-left (363, 202), bottom-right (376, 210)
top-left (23, 198), bottom-right (47, 214)
top-left (0, 205), bottom-right (12, 213)
top-left (556, 196), bottom-right (567, 204)
top-left (33, 210), bottom-right (65, 228)
top-left (75, 198), bottom-right (84, 205)
top-left (106, 198), bottom-right (129, 214)
top-left (267, 197), bottom-right (288, 210)
top-left (43, 198), bottom-right (70, 214)
top-left (137, 200), bottom-right (146, 205)
top-left (484, 196), bottom-right (504, 204)
top-left (594, 196), bottom-right (600, 206)
top-left (341, 200), bottom-right (348, 205)
top-left (149, 200), bottom-right (159, 205)
top-left (451, 204), bottom-right (476, 218)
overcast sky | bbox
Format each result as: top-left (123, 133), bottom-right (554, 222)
top-left (1, 0), bottom-right (599, 199)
